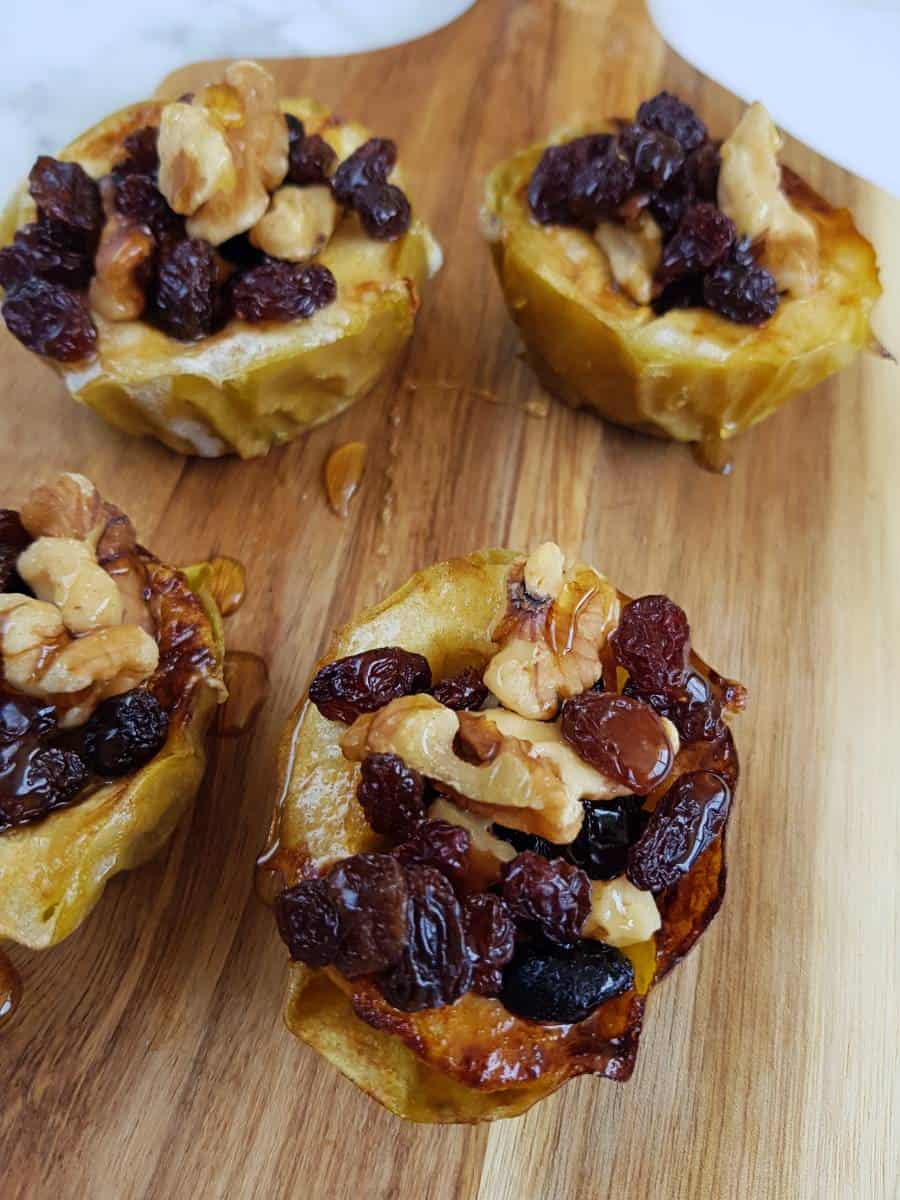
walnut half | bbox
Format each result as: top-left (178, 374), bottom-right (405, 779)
top-left (0, 594), bottom-right (158, 727)
top-left (484, 543), bottom-right (620, 720)
top-left (341, 693), bottom-right (630, 844)
top-left (157, 60), bottom-right (289, 246)
top-left (718, 101), bottom-right (819, 296)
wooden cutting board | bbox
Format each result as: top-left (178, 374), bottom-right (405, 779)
top-left (2, 2), bottom-right (897, 1196)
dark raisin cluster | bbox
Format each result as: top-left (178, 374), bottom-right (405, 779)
top-left (331, 138), bottom-right (412, 241)
top-left (0, 157), bottom-right (103, 360)
top-left (611, 594), bottom-right (731, 744)
top-left (285, 641), bottom-right (679, 1023)
top-left (527, 91), bottom-right (780, 323)
top-left (0, 682), bottom-right (169, 833)
top-left (0, 112), bottom-right (351, 360)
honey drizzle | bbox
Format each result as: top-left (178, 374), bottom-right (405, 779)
top-left (547, 568), bottom-right (603, 656)
top-left (219, 651), bottom-right (269, 737)
top-left (325, 441), bottom-right (367, 518)
top-left (205, 556), bottom-right (247, 617)
top-left (692, 435), bottom-right (734, 476)
top-left (0, 949), bottom-right (21, 1030)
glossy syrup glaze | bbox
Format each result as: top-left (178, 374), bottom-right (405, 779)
top-left (220, 651), bottom-right (270, 738)
top-left (324, 441), bottom-right (367, 519)
top-left (205, 555), bottom-right (247, 617)
top-left (0, 948), bottom-right (21, 1029)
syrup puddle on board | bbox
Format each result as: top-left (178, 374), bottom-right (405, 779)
top-left (692, 436), bottom-right (735, 476)
top-left (0, 949), bottom-right (21, 1030)
top-left (325, 441), bottom-right (367, 518)
top-left (219, 651), bottom-right (270, 738)
top-left (205, 555), bottom-right (247, 617)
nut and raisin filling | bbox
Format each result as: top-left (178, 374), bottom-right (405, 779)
top-left (0, 475), bottom-right (177, 832)
top-left (0, 61), bottom-right (414, 362)
top-left (526, 91), bottom-right (818, 323)
top-left (275, 543), bottom-right (744, 1025)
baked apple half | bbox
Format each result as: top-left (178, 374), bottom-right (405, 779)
top-left (482, 92), bottom-right (882, 461)
top-left (0, 473), bottom-right (225, 957)
top-left (0, 61), bottom-right (441, 458)
top-left (258, 544), bottom-right (744, 1122)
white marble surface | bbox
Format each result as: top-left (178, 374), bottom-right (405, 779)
top-left (2, 0), bottom-right (475, 198)
top-left (649, 0), bottom-right (899, 196)
top-left (4, 0), bottom-right (898, 202)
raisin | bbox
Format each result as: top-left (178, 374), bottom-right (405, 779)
top-left (0, 221), bottom-right (94, 290)
top-left (274, 877), bottom-right (341, 967)
top-left (0, 510), bottom-right (31, 592)
top-left (651, 273), bottom-right (705, 315)
top-left (463, 893), bottom-right (515, 996)
top-left (115, 126), bottom-right (160, 178)
top-left (114, 173), bottom-right (184, 242)
top-left (0, 692), bottom-right (55, 742)
top-left (501, 851), bottom-right (591, 947)
top-left (83, 689), bottom-right (168, 777)
top-left (285, 113), bottom-right (305, 142)
top-left (327, 852), bottom-right (408, 976)
top-left (332, 138), bottom-right (397, 207)
top-left (309, 647), bottom-right (432, 724)
top-left (704, 261), bottom-right (779, 324)
top-left (357, 753), bottom-right (425, 837)
top-left (610, 594), bottom-right (691, 697)
top-left (560, 691), bottom-right (674, 793)
top-left (500, 940), bottom-right (634, 1023)
top-left (288, 132), bottom-right (337, 187)
top-left (2, 279), bottom-right (97, 362)
top-left (627, 770), bottom-right (731, 891)
top-left (637, 92), bottom-right (708, 153)
top-left (657, 202), bottom-right (734, 285)
top-left (28, 157), bottom-right (102, 252)
top-left (527, 134), bottom-right (611, 225)
top-left (622, 125), bottom-right (684, 190)
top-left (565, 797), bottom-right (648, 880)
top-left (648, 181), bottom-right (689, 239)
top-left (432, 666), bottom-right (489, 711)
top-left (0, 745), bottom-right (87, 830)
top-left (354, 182), bottom-right (411, 241)
top-left (568, 138), bottom-right (635, 225)
top-left (229, 260), bottom-right (336, 323)
top-left (684, 140), bottom-right (721, 202)
top-left (217, 234), bottom-right (263, 270)
top-left (625, 671), bottom-right (724, 743)
top-left (377, 865), bottom-right (472, 1011)
top-left (395, 819), bottom-right (471, 893)
top-left (149, 237), bottom-right (224, 340)
top-left (492, 824), bottom-right (558, 860)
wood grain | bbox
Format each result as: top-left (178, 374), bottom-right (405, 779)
top-left (1, 1), bottom-right (898, 1196)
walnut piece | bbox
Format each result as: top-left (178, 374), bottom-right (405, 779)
top-left (158, 102), bottom-right (236, 215)
top-left (523, 540), bottom-right (565, 599)
top-left (0, 594), bottom-right (158, 727)
top-left (17, 537), bottom-right (123, 633)
top-left (89, 211), bottom-right (155, 322)
top-left (157, 60), bottom-right (289, 246)
top-left (250, 184), bottom-right (338, 262)
top-left (484, 544), bottom-right (620, 720)
top-left (341, 693), bottom-right (625, 843)
top-left (582, 876), bottom-right (661, 947)
top-left (718, 101), bottom-right (818, 296)
top-left (594, 211), bottom-right (662, 305)
top-left (18, 470), bottom-right (155, 645)
top-left (21, 472), bottom-right (119, 544)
